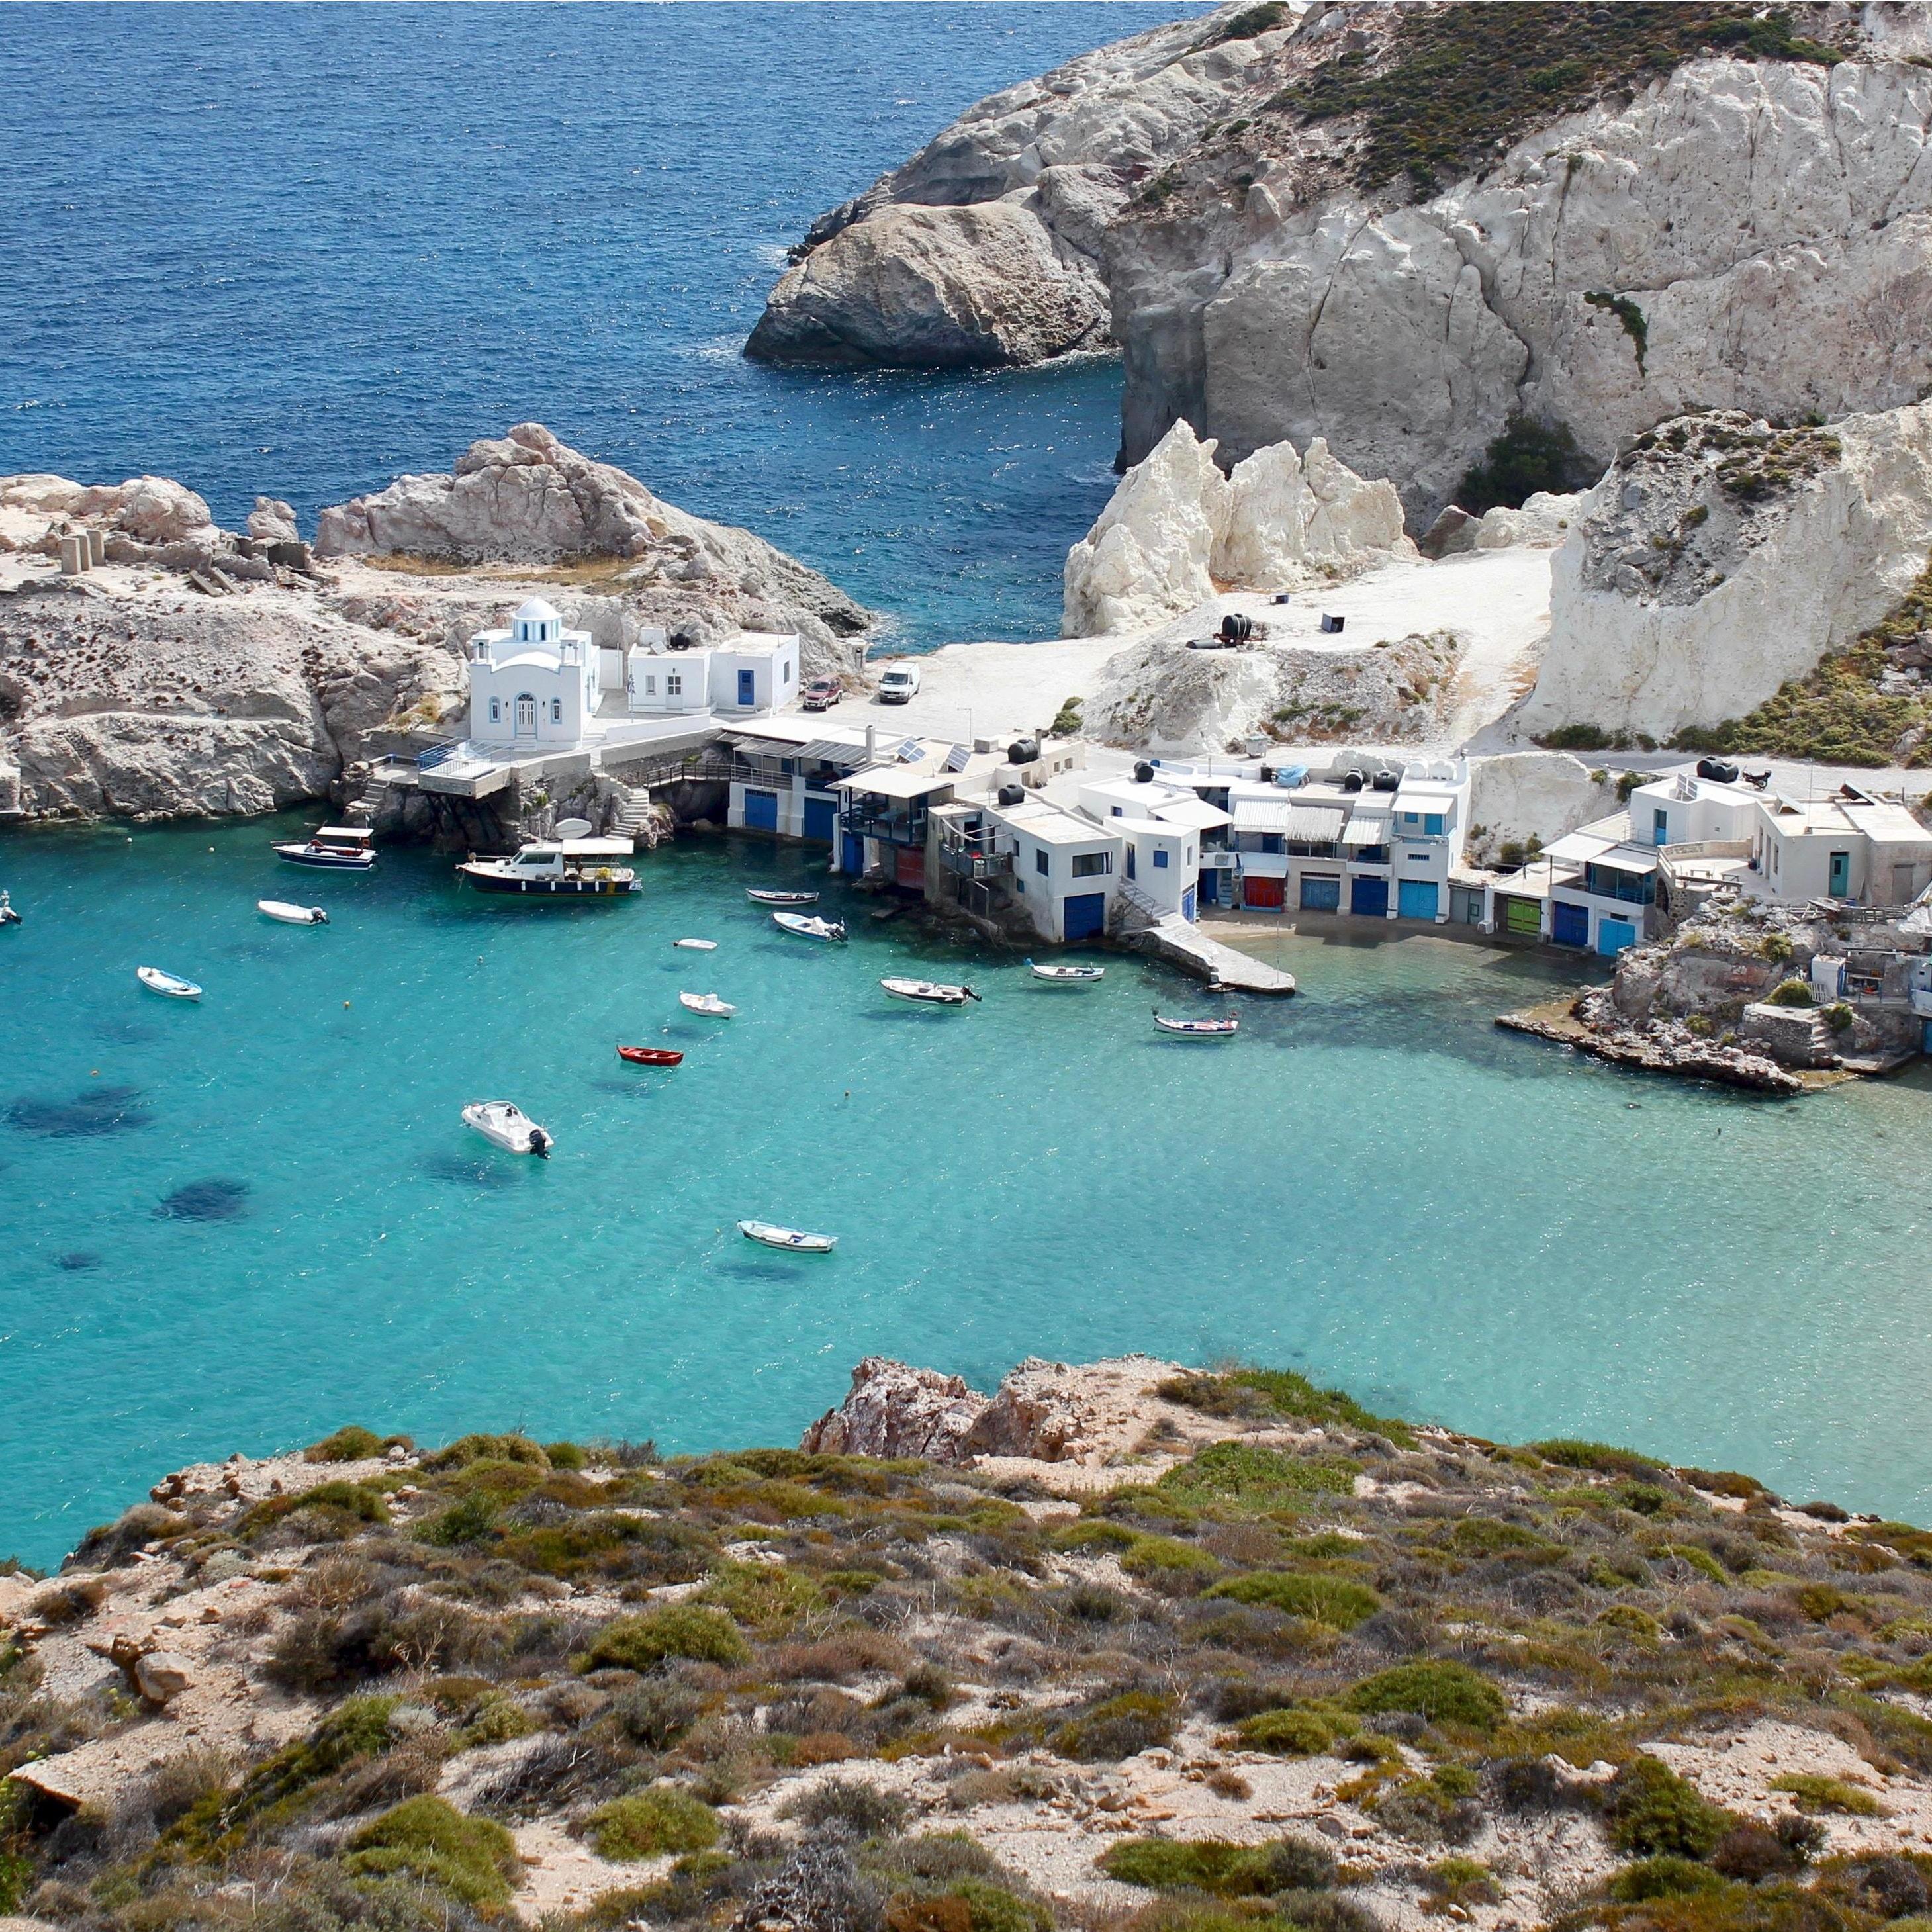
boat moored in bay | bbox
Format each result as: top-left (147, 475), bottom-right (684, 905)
top-left (1027, 958), bottom-right (1103, 983)
top-left (457, 837), bottom-right (639, 898)
top-left (1152, 1009), bottom-right (1238, 1037)
top-left (747, 888), bottom-right (818, 906)
top-left (462, 1100), bottom-right (553, 1156)
top-left (137, 966), bottom-right (201, 999)
top-left (881, 976), bottom-right (978, 1006)
top-left (773, 911), bottom-right (846, 941)
top-left (259, 900), bottom-right (328, 925)
top-left (739, 1220), bottom-right (837, 1253)
top-left (273, 825), bottom-right (375, 871)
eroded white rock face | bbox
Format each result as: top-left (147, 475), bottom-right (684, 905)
top-left (1522, 400), bottom-right (1932, 741)
top-left (1062, 420), bottom-right (1411, 638)
top-left (0, 473), bottom-right (214, 551)
top-left (1473, 492), bottom-right (1581, 551)
top-left (1465, 752), bottom-right (1621, 866)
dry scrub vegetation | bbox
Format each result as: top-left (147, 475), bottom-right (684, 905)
top-left (6, 1369), bottom-right (1932, 1932)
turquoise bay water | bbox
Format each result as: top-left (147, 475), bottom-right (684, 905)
top-left (4, 823), bottom-right (1932, 1567)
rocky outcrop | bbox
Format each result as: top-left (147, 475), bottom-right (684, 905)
top-left (1520, 401), bottom-right (1932, 741)
top-left (1464, 751), bottom-right (1621, 867)
top-left (314, 422), bottom-right (872, 657)
top-left (746, 8), bottom-right (1262, 368)
top-left (1, 473), bottom-right (216, 555)
top-left (1062, 418), bottom-right (1410, 637)
top-left (798, 1358), bottom-right (989, 1462)
top-left (760, 5), bottom-right (1932, 528)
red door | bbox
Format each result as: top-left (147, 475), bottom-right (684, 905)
top-left (895, 846), bottom-right (925, 888)
top-left (1242, 875), bottom-right (1285, 909)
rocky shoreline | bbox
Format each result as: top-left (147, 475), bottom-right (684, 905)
top-left (5, 1355), bottom-right (1932, 1932)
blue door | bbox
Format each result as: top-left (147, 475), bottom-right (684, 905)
top-left (737, 668), bottom-right (757, 708)
top-left (1552, 899), bottom-right (1590, 947)
top-left (841, 833), bottom-right (865, 876)
top-left (1299, 874), bottom-right (1342, 911)
top-left (802, 796), bottom-right (837, 843)
top-left (1653, 808), bottom-right (1669, 847)
top-left (1398, 879), bottom-right (1439, 921)
top-left (743, 788), bottom-right (779, 832)
top-left (1829, 850), bottom-right (1851, 897)
top-left (1598, 916), bottom-right (1637, 957)
top-left (1064, 893), bottom-right (1107, 941)
top-left (1350, 876), bottom-right (1388, 917)
top-left (1181, 886), bottom-right (1197, 922)
top-left (1197, 869), bottom-right (1219, 906)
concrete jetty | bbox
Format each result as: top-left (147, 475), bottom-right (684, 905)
top-left (1127, 914), bottom-right (1295, 994)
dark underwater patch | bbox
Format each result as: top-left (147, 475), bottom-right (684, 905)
top-left (154, 1177), bottom-right (250, 1222)
top-left (54, 1252), bottom-right (101, 1272)
top-left (7, 1085), bottom-right (152, 1137)
top-left (418, 1151), bottom-right (517, 1189)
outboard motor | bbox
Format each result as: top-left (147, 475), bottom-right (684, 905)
top-left (528, 1128), bottom-right (551, 1159)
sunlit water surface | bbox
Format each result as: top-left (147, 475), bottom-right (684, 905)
top-left (3, 821), bottom-right (1930, 1566)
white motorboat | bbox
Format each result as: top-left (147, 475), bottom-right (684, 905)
top-left (259, 899), bottom-right (328, 926)
top-left (680, 991), bottom-right (736, 1017)
top-left (739, 1220), bottom-right (837, 1254)
top-left (137, 966), bottom-right (201, 999)
top-left (1027, 958), bottom-right (1103, 983)
top-left (0, 891), bottom-right (18, 927)
top-left (457, 837), bottom-right (639, 898)
top-left (674, 938), bottom-right (718, 951)
top-left (461, 1100), bottom-right (553, 1156)
top-left (747, 888), bottom-right (819, 906)
top-left (880, 976), bottom-right (979, 1006)
top-left (1152, 1009), bottom-right (1238, 1037)
top-left (273, 825), bottom-right (375, 871)
top-left (772, 911), bottom-right (846, 942)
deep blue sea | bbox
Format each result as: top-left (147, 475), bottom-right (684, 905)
top-left (5, 823), bottom-right (1932, 1568)
top-left (0, 2), bottom-right (1204, 646)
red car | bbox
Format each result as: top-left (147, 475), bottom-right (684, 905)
top-left (801, 676), bottom-right (843, 712)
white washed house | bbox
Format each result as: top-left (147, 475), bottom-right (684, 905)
top-left (467, 599), bottom-right (601, 751)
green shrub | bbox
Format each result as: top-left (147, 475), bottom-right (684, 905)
top-left (1584, 292), bottom-right (1649, 373)
top-left (420, 1491), bottom-right (498, 1546)
top-left (304, 1426), bottom-right (385, 1463)
top-left (584, 1786), bottom-right (721, 1859)
top-left (1158, 1366), bottom-right (1414, 1446)
top-left (699, 1559), bottom-right (823, 1634)
top-left (1206, 1), bottom-right (1287, 44)
top-left (1823, 1002), bottom-right (1855, 1033)
top-left (1121, 1534), bottom-right (1222, 1588)
top-left (1457, 412), bottom-right (1597, 516)
top-left (1605, 1755), bottom-right (1737, 1858)
top-left (1609, 1857), bottom-right (1729, 1902)
top-left (1347, 1661), bottom-right (1506, 1730)
top-left (780, 1779), bottom-right (909, 1835)
top-left (426, 1432), bottom-right (549, 1471)
top-left (1650, 1542), bottom-right (1730, 1585)
top-left (1048, 697), bottom-right (1085, 738)
top-left (543, 1440), bottom-right (588, 1471)
top-left (1236, 1709), bottom-right (1338, 1756)
top-left (581, 1604), bottom-right (749, 1673)
top-left (1531, 1439), bottom-right (1662, 1479)
top-left (343, 1796), bottom-right (518, 1908)
top-left (1769, 1772), bottom-right (1886, 1816)
top-left (1758, 931), bottom-right (1795, 962)
top-left (1766, 978), bottom-right (1817, 1008)
top-left (1099, 1836), bottom-right (1334, 1895)
top-left (1205, 1571), bottom-right (1382, 1630)
top-left (1540, 723), bottom-right (1616, 751)
top-left (1052, 1690), bottom-right (1176, 1761)
top-left (1156, 1442), bottom-right (1361, 1512)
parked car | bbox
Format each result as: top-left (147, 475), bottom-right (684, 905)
top-left (876, 665), bottom-right (921, 704)
top-left (800, 676), bottom-right (843, 711)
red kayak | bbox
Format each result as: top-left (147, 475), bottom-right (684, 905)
top-left (617, 1045), bottom-right (684, 1067)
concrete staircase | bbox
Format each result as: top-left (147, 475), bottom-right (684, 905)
top-left (612, 782), bottom-right (659, 839)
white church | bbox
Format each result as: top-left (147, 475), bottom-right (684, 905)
top-left (465, 598), bottom-right (802, 753)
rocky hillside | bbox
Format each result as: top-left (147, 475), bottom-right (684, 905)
top-left (1520, 401), bottom-right (1932, 748)
top-left (0, 431), bottom-right (871, 826)
top-left (8, 1356), bottom-right (1932, 1932)
top-left (751, 3), bottom-right (1932, 528)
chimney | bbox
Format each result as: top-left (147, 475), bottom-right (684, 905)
top-left (865, 723), bottom-right (877, 764)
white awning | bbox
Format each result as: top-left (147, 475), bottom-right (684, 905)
top-left (831, 764), bottom-right (952, 800)
top-left (1282, 804), bottom-right (1346, 840)
top-left (1149, 794), bottom-right (1230, 831)
top-left (1341, 813), bottom-right (1391, 847)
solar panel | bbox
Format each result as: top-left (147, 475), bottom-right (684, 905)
top-left (943, 743), bottom-right (970, 773)
top-left (896, 738), bottom-right (925, 762)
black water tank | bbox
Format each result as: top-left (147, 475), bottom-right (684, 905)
top-left (997, 785), bottom-right (1025, 807)
top-left (1134, 761), bottom-right (1155, 784)
top-left (1696, 757), bottom-right (1740, 784)
top-left (667, 631), bottom-right (695, 652)
top-left (1341, 770), bottom-right (1365, 794)
top-left (1371, 769), bottom-right (1400, 792)
top-left (1008, 737), bottom-right (1040, 766)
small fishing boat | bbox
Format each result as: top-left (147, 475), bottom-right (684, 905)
top-left (747, 888), bottom-right (819, 906)
top-left (137, 966), bottom-right (201, 1000)
top-left (739, 1220), bottom-right (837, 1254)
top-left (1152, 1009), bottom-right (1238, 1037)
top-left (617, 1044), bottom-right (684, 1066)
top-left (772, 911), bottom-right (846, 942)
top-left (273, 825), bottom-right (375, 871)
top-left (674, 938), bottom-right (717, 951)
top-left (880, 976), bottom-right (979, 1006)
top-left (461, 1100), bottom-right (553, 1156)
top-left (1027, 958), bottom-right (1104, 984)
top-left (680, 991), bottom-right (736, 1017)
top-left (0, 891), bottom-right (18, 927)
top-left (259, 899), bottom-right (328, 926)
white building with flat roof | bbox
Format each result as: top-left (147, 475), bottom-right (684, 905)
top-left (467, 598), bottom-right (601, 751)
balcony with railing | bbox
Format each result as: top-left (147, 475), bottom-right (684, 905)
top-left (842, 802), bottom-right (930, 849)
top-left (937, 822), bottom-right (1013, 880)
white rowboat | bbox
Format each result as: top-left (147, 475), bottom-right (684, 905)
top-left (462, 1100), bottom-right (553, 1157)
top-left (1152, 1009), bottom-right (1238, 1036)
top-left (680, 991), bottom-right (736, 1017)
top-left (137, 966), bottom-right (201, 1000)
top-left (747, 889), bottom-right (819, 906)
top-left (1027, 958), bottom-right (1103, 983)
top-left (880, 976), bottom-right (979, 1006)
top-left (772, 911), bottom-right (846, 942)
top-left (259, 899), bottom-right (328, 926)
top-left (739, 1220), bottom-right (837, 1254)
top-left (674, 938), bottom-right (717, 950)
